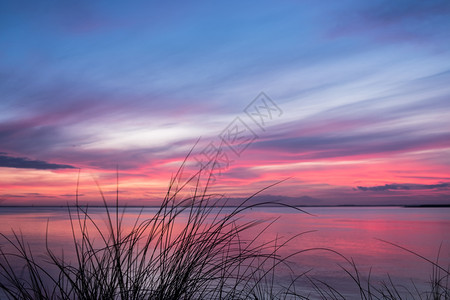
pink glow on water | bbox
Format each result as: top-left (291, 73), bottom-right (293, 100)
top-left (0, 206), bottom-right (448, 297)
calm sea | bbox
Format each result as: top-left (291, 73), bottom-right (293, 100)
top-left (1, 206), bottom-right (449, 298)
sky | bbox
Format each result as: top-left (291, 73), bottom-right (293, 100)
top-left (1, 0), bottom-right (450, 206)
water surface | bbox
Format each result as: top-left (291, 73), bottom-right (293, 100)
top-left (1, 206), bottom-right (449, 298)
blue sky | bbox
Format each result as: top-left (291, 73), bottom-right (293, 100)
top-left (1, 0), bottom-right (450, 205)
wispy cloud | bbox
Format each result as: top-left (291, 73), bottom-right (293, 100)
top-left (1, 1), bottom-right (449, 205)
top-left (329, 0), bottom-right (450, 48)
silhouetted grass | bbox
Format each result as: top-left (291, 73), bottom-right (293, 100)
top-left (0, 156), bottom-right (311, 299)
top-left (0, 154), bottom-right (449, 299)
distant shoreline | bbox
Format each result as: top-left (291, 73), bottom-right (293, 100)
top-left (0, 204), bottom-right (449, 208)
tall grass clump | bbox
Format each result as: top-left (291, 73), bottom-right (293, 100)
top-left (0, 156), bottom-right (309, 300)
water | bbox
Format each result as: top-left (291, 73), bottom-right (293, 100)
top-left (0, 206), bottom-right (449, 298)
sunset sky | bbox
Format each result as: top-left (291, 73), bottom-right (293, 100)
top-left (1, 0), bottom-right (450, 206)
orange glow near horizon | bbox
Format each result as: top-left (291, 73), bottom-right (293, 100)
top-left (1, 145), bottom-right (449, 206)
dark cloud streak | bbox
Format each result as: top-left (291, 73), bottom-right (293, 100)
top-left (357, 183), bottom-right (450, 192)
top-left (0, 154), bottom-right (75, 170)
